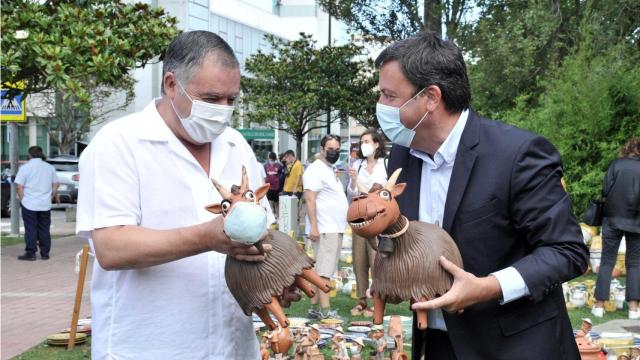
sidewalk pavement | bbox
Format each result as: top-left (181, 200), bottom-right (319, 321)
top-left (1, 228), bottom-right (93, 360)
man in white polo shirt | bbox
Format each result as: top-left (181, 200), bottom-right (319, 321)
top-left (77, 31), bottom-right (276, 359)
top-left (15, 146), bottom-right (59, 261)
top-left (303, 134), bottom-right (349, 320)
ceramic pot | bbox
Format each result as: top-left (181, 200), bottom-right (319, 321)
top-left (576, 338), bottom-right (601, 360)
top-left (571, 288), bottom-right (587, 307)
top-left (269, 326), bottom-right (292, 354)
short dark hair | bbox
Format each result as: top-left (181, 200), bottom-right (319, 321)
top-left (357, 128), bottom-right (386, 159)
top-left (321, 134), bottom-right (341, 148)
top-left (268, 152), bottom-right (277, 161)
top-left (375, 31), bottom-right (471, 113)
top-left (28, 146), bottom-right (45, 160)
top-left (284, 150), bottom-right (296, 158)
top-left (162, 31), bottom-right (239, 95)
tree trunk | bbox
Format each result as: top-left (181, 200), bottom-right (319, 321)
top-left (296, 139), bottom-right (302, 163)
top-left (424, 0), bottom-right (443, 37)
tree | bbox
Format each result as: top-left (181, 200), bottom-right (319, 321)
top-left (1, 0), bottom-right (179, 105)
top-left (31, 86), bottom-right (134, 155)
top-left (318, 0), bottom-right (471, 42)
top-left (499, 3), bottom-right (640, 216)
top-left (242, 33), bottom-right (378, 156)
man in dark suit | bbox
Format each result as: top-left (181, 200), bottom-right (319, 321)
top-left (375, 32), bottom-right (589, 359)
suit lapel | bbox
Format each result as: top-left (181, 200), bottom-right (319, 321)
top-left (443, 111), bottom-right (480, 233)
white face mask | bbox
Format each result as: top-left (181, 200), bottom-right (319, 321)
top-left (171, 81), bottom-right (234, 143)
top-left (360, 143), bottom-right (375, 158)
top-left (376, 88), bottom-right (428, 148)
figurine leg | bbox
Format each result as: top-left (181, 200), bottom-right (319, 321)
top-left (265, 296), bottom-right (290, 328)
top-left (256, 307), bottom-right (276, 330)
top-left (373, 292), bottom-right (386, 325)
top-left (301, 268), bottom-right (331, 293)
top-left (411, 297), bottom-right (428, 330)
top-left (294, 275), bottom-right (316, 298)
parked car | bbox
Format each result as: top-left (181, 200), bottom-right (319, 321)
top-left (1, 160), bottom-right (26, 217)
top-left (46, 155), bottom-right (79, 203)
top-left (1, 171), bottom-right (10, 217)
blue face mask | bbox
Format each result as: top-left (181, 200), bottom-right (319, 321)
top-left (224, 202), bottom-right (268, 245)
top-left (376, 88), bottom-right (428, 148)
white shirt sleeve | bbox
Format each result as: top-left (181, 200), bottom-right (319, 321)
top-left (491, 266), bottom-right (531, 304)
top-left (51, 166), bottom-right (59, 183)
top-left (76, 129), bottom-right (141, 237)
top-left (14, 166), bottom-right (26, 185)
top-left (302, 164), bottom-right (323, 192)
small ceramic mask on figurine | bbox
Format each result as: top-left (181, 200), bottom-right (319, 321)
top-left (224, 201), bottom-right (268, 245)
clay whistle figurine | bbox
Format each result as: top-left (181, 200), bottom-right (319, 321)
top-left (346, 168), bottom-right (463, 330)
top-left (206, 166), bottom-right (331, 332)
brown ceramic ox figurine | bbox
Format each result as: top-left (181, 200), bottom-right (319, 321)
top-left (205, 166), bottom-right (330, 339)
top-left (346, 168), bottom-right (463, 329)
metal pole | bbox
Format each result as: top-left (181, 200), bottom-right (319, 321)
top-left (9, 121), bottom-right (20, 235)
top-left (326, 5), bottom-right (332, 135)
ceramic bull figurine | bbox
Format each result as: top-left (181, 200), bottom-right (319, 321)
top-left (205, 166), bottom-right (330, 338)
top-left (346, 168), bottom-right (463, 329)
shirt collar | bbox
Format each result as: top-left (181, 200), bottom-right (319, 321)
top-left (410, 109), bottom-right (469, 166)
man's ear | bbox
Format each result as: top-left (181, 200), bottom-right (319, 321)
top-left (392, 183), bottom-right (406, 197)
top-left (205, 204), bottom-right (222, 214)
top-left (254, 183), bottom-right (271, 201)
top-left (422, 85), bottom-right (442, 112)
top-left (163, 72), bottom-right (179, 98)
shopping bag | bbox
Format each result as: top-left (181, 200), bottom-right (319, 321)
top-left (583, 199), bottom-right (604, 226)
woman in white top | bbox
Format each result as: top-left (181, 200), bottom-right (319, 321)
top-left (347, 128), bottom-right (388, 316)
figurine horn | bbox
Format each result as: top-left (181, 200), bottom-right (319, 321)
top-left (385, 168), bottom-right (402, 190)
top-left (240, 165), bottom-right (250, 193)
top-left (357, 181), bottom-right (369, 194)
top-left (211, 179), bottom-right (233, 199)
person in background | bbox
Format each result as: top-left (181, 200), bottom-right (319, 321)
top-left (264, 151), bottom-right (283, 218)
top-left (282, 149), bottom-right (303, 199)
top-left (347, 128), bottom-right (388, 317)
top-left (349, 143), bottom-right (360, 167)
top-left (592, 138), bottom-right (640, 320)
top-left (15, 146), bottom-right (59, 261)
top-left (304, 134), bottom-right (349, 320)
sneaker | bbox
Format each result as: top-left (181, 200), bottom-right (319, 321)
top-left (591, 306), bottom-right (604, 318)
top-left (308, 309), bottom-right (324, 320)
top-left (17, 254), bottom-right (36, 261)
top-left (41, 255), bottom-right (50, 260)
top-left (324, 310), bottom-right (342, 320)
top-left (629, 310), bottom-right (640, 320)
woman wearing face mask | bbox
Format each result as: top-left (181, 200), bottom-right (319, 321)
top-left (347, 128), bottom-right (388, 317)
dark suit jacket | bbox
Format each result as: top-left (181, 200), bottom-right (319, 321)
top-left (387, 110), bottom-right (588, 360)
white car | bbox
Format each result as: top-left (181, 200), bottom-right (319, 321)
top-left (46, 155), bottom-right (79, 203)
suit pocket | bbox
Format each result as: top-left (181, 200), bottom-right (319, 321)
top-left (457, 197), bottom-right (498, 225)
top-left (497, 297), bottom-right (558, 337)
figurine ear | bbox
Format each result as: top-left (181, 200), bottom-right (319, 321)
top-left (254, 183), bottom-right (271, 201)
top-left (392, 183), bottom-right (406, 197)
top-left (205, 204), bottom-right (223, 214)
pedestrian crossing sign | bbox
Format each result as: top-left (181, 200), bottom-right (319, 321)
top-left (1, 84), bottom-right (27, 122)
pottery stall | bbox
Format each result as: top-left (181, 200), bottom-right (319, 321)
top-left (255, 315), bottom-right (411, 360)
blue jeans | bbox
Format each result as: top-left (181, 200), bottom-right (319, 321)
top-left (21, 205), bottom-right (51, 257)
top-left (594, 225), bottom-right (640, 301)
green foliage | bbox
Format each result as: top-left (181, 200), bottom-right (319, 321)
top-left (242, 33), bottom-right (378, 153)
top-left (502, 23), bottom-right (640, 216)
top-left (1, 0), bottom-right (180, 106)
top-left (318, 0), bottom-right (471, 42)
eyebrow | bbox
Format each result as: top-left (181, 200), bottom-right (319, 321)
top-left (197, 90), bottom-right (239, 99)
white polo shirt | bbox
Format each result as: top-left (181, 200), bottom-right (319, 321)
top-left (303, 159), bottom-right (348, 234)
top-left (14, 158), bottom-right (58, 211)
top-left (77, 100), bottom-right (272, 359)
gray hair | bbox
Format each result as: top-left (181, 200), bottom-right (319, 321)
top-left (161, 31), bottom-right (239, 95)
top-left (375, 32), bottom-right (471, 113)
